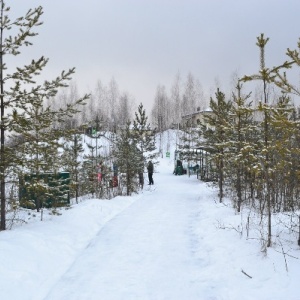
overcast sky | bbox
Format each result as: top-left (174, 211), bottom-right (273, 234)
top-left (10, 0), bottom-right (300, 112)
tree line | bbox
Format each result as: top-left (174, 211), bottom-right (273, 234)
top-left (50, 70), bottom-right (210, 135)
top-left (151, 72), bottom-right (208, 132)
top-left (0, 2), bottom-right (157, 230)
top-left (189, 34), bottom-right (300, 249)
top-left (2, 0), bottom-right (300, 253)
top-left (46, 78), bottom-right (136, 134)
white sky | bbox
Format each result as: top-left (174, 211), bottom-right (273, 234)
top-left (9, 0), bottom-right (300, 112)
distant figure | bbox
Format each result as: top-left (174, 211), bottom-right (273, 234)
top-left (147, 160), bottom-right (154, 185)
top-left (113, 162), bottom-right (118, 176)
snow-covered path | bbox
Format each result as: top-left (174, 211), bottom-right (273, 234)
top-left (44, 166), bottom-right (211, 300)
top-left (1, 156), bottom-right (299, 300)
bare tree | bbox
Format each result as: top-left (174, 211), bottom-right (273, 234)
top-left (117, 92), bottom-right (135, 126)
top-left (182, 73), bottom-right (197, 116)
top-left (151, 85), bottom-right (169, 131)
top-left (170, 72), bottom-right (182, 123)
top-left (107, 77), bottom-right (119, 132)
top-left (93, 79), bottom-right (109, 125)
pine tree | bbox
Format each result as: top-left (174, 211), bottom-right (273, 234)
top-left (14, 101), bottom-right (58, 211)
top-left (114, 121), bottom-right (140, 196)
top-left (12, 86), bottom-right (86, 212)
top-left (269, 39), bottom-right (299, 96)
top-left (202, 88), bottom-right (232, 202)
top-left (227, 82), bottom-right (255, 212)
top-left (0, 3), bottom-right (88, 229)
top-left (268, 96), bottom-right (300, 211)
top-left (132, 103), bottom-right (157, 187)
top-left (240, 34), bottom-right (274, 247)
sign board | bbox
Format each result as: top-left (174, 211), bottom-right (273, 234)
top-left (166, 152), bottom-right (170, 158)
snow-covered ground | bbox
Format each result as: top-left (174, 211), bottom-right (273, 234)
top-left (0, 131), bottom-right (299, 300)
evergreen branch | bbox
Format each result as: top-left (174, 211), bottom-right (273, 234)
top-left (3, 6), bottom-right (43, 55)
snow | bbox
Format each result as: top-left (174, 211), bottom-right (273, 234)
top-left (1, 131), bottom-right (300, 300)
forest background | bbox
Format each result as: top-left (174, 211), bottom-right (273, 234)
top-left (1, 0), bottom-right (300, 259)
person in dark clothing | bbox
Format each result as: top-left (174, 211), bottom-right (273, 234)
top-left (147, 160), bottom-right (154, 185)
